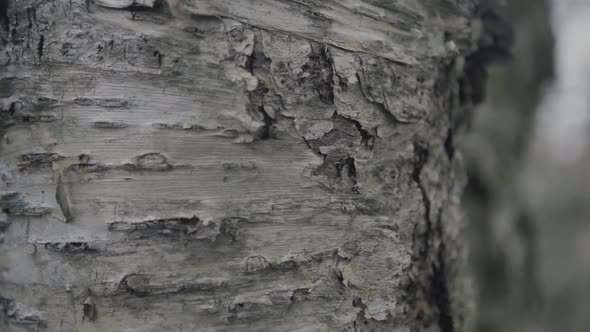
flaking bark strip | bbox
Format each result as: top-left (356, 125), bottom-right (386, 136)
top-left (59, 158), bottom-right (191, 175)
top-left (244, 256), bottom-right (271, 273)
top-left (180, 0), bottom-right (458, 64)
top-left (126, 152), bottom-right (172, 171)
top-left (245, 250), bottom-right (337, 275)
top-left (119, 273), bottom-right (227, 297)
top-left (108, 215), bottom-right (201, 233)
top-left (226, 288), bottom-right (316, 323)
top-left (82, 293), bottom-right (97, 322)
top-left (107, 216), bottom-right (243, 242)
top-left (55, 170), bottom-right (73, 223)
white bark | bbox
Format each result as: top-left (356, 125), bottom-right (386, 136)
top-left (0, 0), bottom-right (479, 331)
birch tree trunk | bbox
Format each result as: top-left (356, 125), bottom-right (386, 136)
top-left (0, 1), bottom-right (481, 331)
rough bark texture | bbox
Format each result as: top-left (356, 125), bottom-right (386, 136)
top-left (0, 1), bottom-right (480, 331)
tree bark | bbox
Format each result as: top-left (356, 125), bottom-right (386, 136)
top-left (0, 1), bottom-right (479, 331)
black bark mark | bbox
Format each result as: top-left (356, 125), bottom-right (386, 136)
top-left (18, 153), bottom-right (64, 171)
top-left (444, 128), bottom-right (455, 160)
top-left (92, 121), bottom-right (128, 129)
top-left (0, 0), bottom-right (9, 32)
top-left (108, 216), bottom-right (201, 233)
top-left (308, 43), bottom-right (334, 105)
top-left (153, 50), bottom-right (162, 67)
top-left (43, 241), bottom-right (97, 253)
top-left (37, 34), bottom-right (44, 59)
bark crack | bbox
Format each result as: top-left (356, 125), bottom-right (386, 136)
top-left (36, 34), bottom-right (43, 59)
top-left (354, 72), bottom-right (400, 125)
top-left (412, 142), bottom-right (454, 332)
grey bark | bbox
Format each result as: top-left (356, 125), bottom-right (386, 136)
top-left (0, 0), bottom-right (480, 331)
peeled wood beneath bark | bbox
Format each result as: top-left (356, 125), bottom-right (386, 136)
top-left (0, 0), bottom-right (479, 331)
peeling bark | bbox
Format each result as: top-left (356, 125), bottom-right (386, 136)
top-left (0, 0), bottom-right (481, 331)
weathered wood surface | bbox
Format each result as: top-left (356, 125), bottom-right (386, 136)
top-left (0, 0), bottom-right (479, 331)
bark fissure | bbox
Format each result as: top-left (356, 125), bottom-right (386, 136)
top-left (36, 33), bottom-right (43, 59)
top-left (410, 138), bottom-right (457, 332)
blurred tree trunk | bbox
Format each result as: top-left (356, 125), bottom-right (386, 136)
top-left (0, 1), bottom-right (480, 331)
top-left (464, 0), bottom-right (555, 331)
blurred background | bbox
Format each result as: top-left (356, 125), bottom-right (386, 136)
top-left (465, 0), bottom-right (590, 331)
